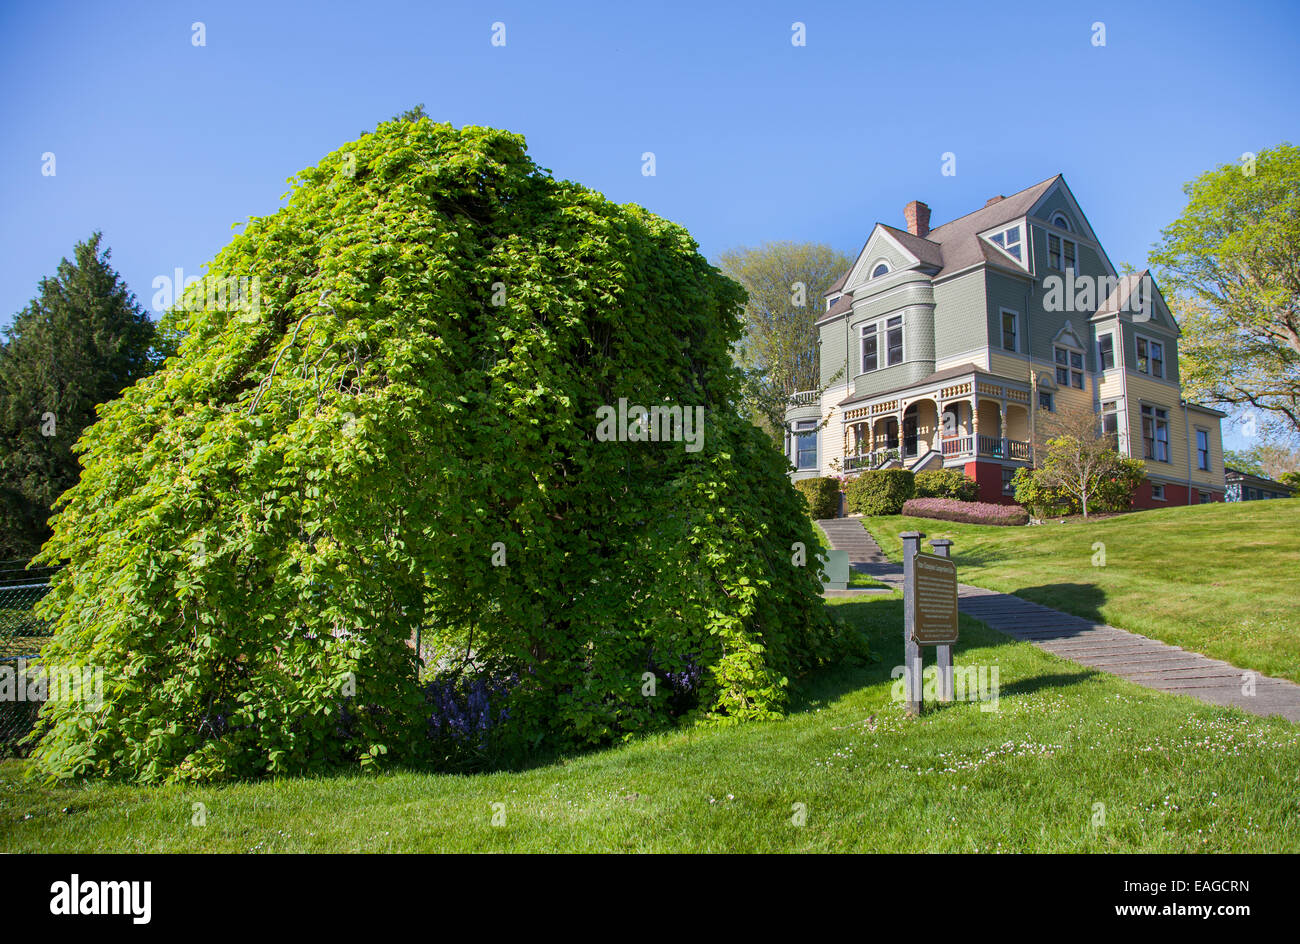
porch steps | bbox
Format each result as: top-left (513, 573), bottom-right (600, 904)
top-left (816, 517), bottom-right (1300, 723)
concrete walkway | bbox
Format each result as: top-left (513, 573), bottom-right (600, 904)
top-left (816, 517), bottom-right (1300, 723)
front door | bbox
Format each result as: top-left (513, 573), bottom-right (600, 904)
top-left (903, 408), bottom-right (918, 458)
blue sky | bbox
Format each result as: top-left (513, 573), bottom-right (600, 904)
top-left (2, 0), bottom-right (1297, 449)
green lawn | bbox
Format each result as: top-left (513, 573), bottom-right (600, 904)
top-left (860, 500), bottom-right (1300, 683)
top-left (4, 592), bottom-right (1297, 853)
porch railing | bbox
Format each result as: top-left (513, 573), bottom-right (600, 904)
top-left (843, 448), bottom-right (900, 473)
top-left (941, 434), bottom-right (1031, 461)
top-left (788, 390), bottom-right (819, 407)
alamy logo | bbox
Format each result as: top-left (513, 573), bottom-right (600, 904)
top-left (595, 398), bottom-right (704, 453)
top-left (50, 874), bottom-right (151, 924)
top-left (1043, 271), bottom-right (1152, 322)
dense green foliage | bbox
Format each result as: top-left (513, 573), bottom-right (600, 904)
top-left (792, 476), bottom-right (841, 519)
top-left (912, 469), bottom-right (977, 502)
top-left (0, 235), bottom-right (158, 559)
top-left (1014, 455), bottom-right (1145, 518)
top-left (1151, 143), bottom-right (1300, 438)
top-left (844, 469), bottom-right (914, 515)
top-left (29, 120), bottom-right (847, 783)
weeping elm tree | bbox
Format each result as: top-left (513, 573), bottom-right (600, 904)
top-left (30, 120), bottom-right (850, 783)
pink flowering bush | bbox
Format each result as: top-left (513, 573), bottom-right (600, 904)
top-left (902, 497), bottom-right (1029, 526)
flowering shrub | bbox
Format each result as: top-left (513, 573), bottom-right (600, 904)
top-left (902, 497), bottom-right (1029, 526)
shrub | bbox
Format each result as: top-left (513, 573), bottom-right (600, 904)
top-left (902, 497), bottom-right (1029, 526)
top-left (913, 468), bottom-right (978, 502)
top-left (26, 119), bottom-right (852, 783)
top-left (1092, 457), bottom-right (1147, 512)
top-left (793, 477), bottom-right (842, 519)
top-left (845, 469), bottom-right (915, 515)
top-left (1012, 467), bottom-right (1073, 518)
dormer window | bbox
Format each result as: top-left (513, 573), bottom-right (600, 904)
top-left (989, 225), bottom-right (1023, 261)
top-left (826, 293), bottom-right (841, 311)
top-left (871, 263), bottom-right (890, 279)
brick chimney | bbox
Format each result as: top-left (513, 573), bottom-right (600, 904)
top-left (903, 200), bottom-right (931, 238)
top-left (984, 195), bottom-right (1005, 208)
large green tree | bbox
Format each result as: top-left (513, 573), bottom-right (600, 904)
top-left (30, 120), bottom-right (848, 783)
top-left (718, 242), bottom-right (851, 439)
top-left (0, 234), bottom-right (157, 559)
top-left (1152, 143), bottom-right (1300, 437)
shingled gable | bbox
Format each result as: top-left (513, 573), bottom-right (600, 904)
top-left (923, 174), bottom-right (1060, 276)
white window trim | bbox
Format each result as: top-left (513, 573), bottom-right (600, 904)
top-left (1134, 332), bottom-right (1166, 379)
top-left (1097, 330), bottom-right (1117, 372)
top-left (1151, 483), bottom-right (1167, 501)
top-left (869, 260), bottom-right (892, 279)
top-left (858, 314), bottom-right (904, 374)
top-left (1050, 211), bottom-right (1073, 232)
top-left (1046, 231), bottom-right (1079, 272)
top-left (986, 224), bottom-right (1024, 264)
top-left (1053, 343), bottom-right (1085, 390)
top-left (999, 307), bottom-right (1019, 353)
top-left (1195, 426), bottom-right (1211, 471)
top-left (1140, 403), bottom-right (1171, 463)
top-left (793, 420), bottom-right (818, 470)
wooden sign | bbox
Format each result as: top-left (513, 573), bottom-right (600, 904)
top-left (910, 552), bottom-right (958, 645)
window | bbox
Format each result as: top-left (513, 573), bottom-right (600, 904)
top-left (794, 421), bottom-right (817, 470)
top-left (1152, 483), bottom-right (1166, 501)
top-left (1136, 336), bottom-right (1164, 378)
top-left (885, 315), bottom-right (904, 366)
top-left (1141, 405), bottom-right (1169, 462)
top-left (861, 324), bottom-right (878, 373)
top-left (1038, 391), bottom-right (1054, 412)
top-left (871, 263), bottom-right (890, 279)
top-left (1098, 333), bottom-right (1115, 371)
top-left (1196, 429), bottom-right (1209, 471)
top-left (1001, 467), bottom-right (1015, 495)
top-left (1050, 212), bottom-right (1072, 231)
top-left (1001, 309), bottom-right (1018, 352)
top-left (1047, 233), bottom-right (1079, 271)
top-left (1101, 400), bottom-right (1119, 438)
top-left (1055, 345), bottom-right (1084, 389)
top-left (826, 294), bottom-right (840, 311)
top-left (1199, 491), bottom-right (1211, 504)
top-left (859, 316), bottom-right (904, 372)
top-left (989, 225), bottom-right (1023, 261)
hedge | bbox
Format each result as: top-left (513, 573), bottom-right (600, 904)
top-left (902, 497), bottom-right (1029, 526)
top-left (793, 477), bottom-right (842, 519)
top-left (913, 468), bottom-right (978, 502)
top-left (845, 469), bottom-right (915, 515)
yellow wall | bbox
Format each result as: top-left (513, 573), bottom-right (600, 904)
top-left (1123, 374), bottom-right (1224, 486)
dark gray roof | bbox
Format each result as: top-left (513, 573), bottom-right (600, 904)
top-left (923, 175), bottom-right (1060, 277)
top-left (877, 224), bottom-right (944, 268)
top-left (836, 362), bottom-right (983, 408)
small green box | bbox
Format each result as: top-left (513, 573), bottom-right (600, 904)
top-left (819, 549), bottom-right (849, 591)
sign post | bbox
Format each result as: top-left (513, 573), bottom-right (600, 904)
top-left (901, 532), bottom-right (959, 715)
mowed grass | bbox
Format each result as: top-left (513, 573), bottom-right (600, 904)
top-left (860, 500), bottom-right (1300, 683)
top-left (3, 593), bottom-right (1297, 853)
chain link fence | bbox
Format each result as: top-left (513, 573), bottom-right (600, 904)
top-left (1, 560), bottom-right (59, 754)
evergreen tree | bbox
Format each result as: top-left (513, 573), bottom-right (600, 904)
top-left (0, 234), bottom-right (156, 558)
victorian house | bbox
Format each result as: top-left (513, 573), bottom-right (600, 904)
top-left (785, 175), bottom-right (1226, 507)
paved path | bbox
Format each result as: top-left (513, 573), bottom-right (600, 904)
top-left (816, 517), bottom-right (1300, 723)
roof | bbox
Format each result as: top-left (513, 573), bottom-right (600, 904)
top-left (1225, 468), bottom-right (1296, 491)
top-left (923, 175), bottom-right (1060, 277)
top-left (836, 362), bottom-right (983, 408)
top-left (877, 224), bottom-right (944, 269)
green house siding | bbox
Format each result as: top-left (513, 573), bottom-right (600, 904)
top-left (932, 271), bottom-right (987, 360)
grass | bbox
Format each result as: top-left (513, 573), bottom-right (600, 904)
top-left (3, 591), bottom-right (1297, 853)
top-left (859, 499), bottom-right (1300, 683)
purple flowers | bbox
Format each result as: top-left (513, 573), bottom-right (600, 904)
top-left (424, 671), bottom-right (515, 751)
top-left (901, 497), bottom-right (1029, 526)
